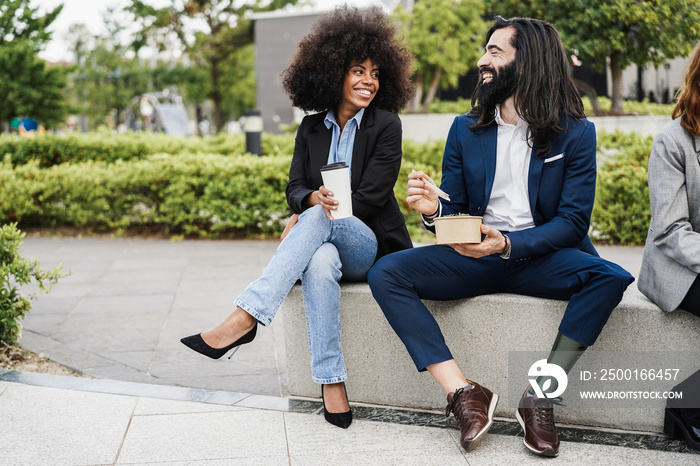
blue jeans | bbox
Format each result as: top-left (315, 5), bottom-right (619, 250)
top-left (234, 205), bottom-right (378, 384)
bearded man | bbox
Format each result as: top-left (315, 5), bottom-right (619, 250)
top-left (368, 17), bottom-right (634, 457)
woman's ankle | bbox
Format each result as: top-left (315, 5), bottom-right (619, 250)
top-left (229, 307), bottom-right (256, 330)
top-left (202, 308), bottom-right (256, 347)
top-left (323, 382), bottom-right (349, 412)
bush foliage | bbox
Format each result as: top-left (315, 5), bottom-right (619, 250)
top-left (427, 97), bottom-right (674, 117)
top-left (0, 131), bottom-right (295, 168)
top-left (0, 223), bottom-right (63, 345)
top-left (591, 130), bottom-right (653, 245)
top-left (0, 130), bottom-right (652, 244)
top-left (1, 153), bottom-right (292, 237)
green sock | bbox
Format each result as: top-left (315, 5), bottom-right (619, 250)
top-left (534, 332), bottom-right (587, 396)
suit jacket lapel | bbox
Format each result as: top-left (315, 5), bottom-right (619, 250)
top-left (480, 125), bottom-right (498, 209)
top-left (308, 114), bottom-right (332, 183)
top-left (351, 107), bottom-right (372, 190)
top-left (694, 133), bottom-right (700, 165)
top-left (528, 147), bottom-right (543, 215)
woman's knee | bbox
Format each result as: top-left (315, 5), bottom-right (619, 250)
top-left (306, 243), bottom-right (342, 280)
top-left (299, 204), bottom-right (328, 224)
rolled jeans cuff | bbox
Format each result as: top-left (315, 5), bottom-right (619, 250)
top-left (312, 373), bottom-right (348, 384)
top-left (234, 298), bottom-right (270, 326)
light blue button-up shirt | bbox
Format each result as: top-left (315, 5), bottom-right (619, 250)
top-left (323, 108), bottom-right (365, 169)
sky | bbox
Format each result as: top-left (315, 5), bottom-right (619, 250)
top-left (37, 0), bottom-right (389, 63)
top-left (38, 0), bottom-right (160, 63)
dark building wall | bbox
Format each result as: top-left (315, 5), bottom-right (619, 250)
top-left (572, 64), bottom-right (608, 98)
top-left (254, 13), bottom-right (319, 134)
top-left (438, 69), bottom-right (480, 104)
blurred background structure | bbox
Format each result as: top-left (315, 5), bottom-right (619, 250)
top-left (124, 90), bottom-right (192, 135)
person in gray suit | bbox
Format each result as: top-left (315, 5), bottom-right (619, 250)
top-left (638, 41), bottom-right (700, 452)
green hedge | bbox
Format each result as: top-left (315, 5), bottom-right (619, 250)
top-left (0, 130), bottom-right (653, 244)
top-left (591, 131), bottom-right (653, 245)
top-left (0, 153), bottom-right (440, 240)
top-left (0, 131), bottom-right (296, 168)
top-left (426, 97), bottom-right (674, 116)
top-left (0, 153), bottom-right (292, 238)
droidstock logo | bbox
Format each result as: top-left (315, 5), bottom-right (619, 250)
top-left (528, 359), bottom-right (568, 399)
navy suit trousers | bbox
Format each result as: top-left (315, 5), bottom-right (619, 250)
top-left (367, 245), bottom-right (634, 372)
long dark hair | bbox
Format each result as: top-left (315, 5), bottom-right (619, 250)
top-left (470, 17), bottom-right (585, 157)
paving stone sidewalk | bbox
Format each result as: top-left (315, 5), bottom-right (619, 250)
top-left (10, 238), bottom-right (700, 464)
top-left (18, 238), bottom-right (286, 396)
top-left (2, 370), bottom-right (700, 465)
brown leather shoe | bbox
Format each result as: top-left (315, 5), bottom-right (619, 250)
top-left (516, 393), bottom-right (560, 457)
top-left (445, 381), bottom-right (499, 452)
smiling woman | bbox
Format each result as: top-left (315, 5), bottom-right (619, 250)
top-left (339, 58), bottom-right (380, 122)
top-left (180, 5), bottom-right (415, 432)
top-left (282, 5), bottom-right (414, 115)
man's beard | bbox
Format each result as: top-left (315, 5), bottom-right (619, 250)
top-left (476, 61), bottom-right (517, 108)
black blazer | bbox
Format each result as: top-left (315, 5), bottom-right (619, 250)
top-left (286, 106), bottom-right (413, 261)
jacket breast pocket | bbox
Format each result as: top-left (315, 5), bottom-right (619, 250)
top-left (543, 153), bottom-right (564, 164)
top-left (542, 154), bottom-right (565, 175)
top-left (380, 211), bottom-right (406, 232)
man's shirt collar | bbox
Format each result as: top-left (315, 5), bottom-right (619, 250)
top-left (494, 104), bottom-right (526, 131)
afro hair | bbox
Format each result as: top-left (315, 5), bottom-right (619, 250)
top-left (282, 5), bottom-right (414, 114)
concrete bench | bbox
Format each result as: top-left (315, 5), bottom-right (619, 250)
top-left (281, 284), bottom-right (700, 433)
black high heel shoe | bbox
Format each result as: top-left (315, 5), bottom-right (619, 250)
top-left (180, 323), bottom-right (257, 360)
top-left (322, 383), bottom-right (352, 429)
top-left (665, 407), bottom-right (700, 451)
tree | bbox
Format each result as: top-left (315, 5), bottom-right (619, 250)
top-left (487, 0), bottom-right (700, 112)
top-left (64, 23), bottom-right (94, 66)
top-left (78, 41), bottom-right (152, 130)
top-left (0, 0), bottom-right (62, 49)
top-left (0, 40), bottom-right (67, 130)
top-left (394, 0), bottom-right (487, 112)
top-left (0, 0), bottom-right (67, 130)
top-left (127, 0), bottom-right (299, 132)
top-left (219, 43), bottom-right (255, 121)
top-left (64, 5), bottom-right (169, 130)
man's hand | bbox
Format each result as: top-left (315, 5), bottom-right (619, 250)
top-left (407, 170), bottom-right (439, 215)
top-left (449, 224), bottom-right (507, 258)
top-left (307, 185), bottom-right (338, 220)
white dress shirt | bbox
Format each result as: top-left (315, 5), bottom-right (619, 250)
top-left (483, 106), bottom-right (535, 232)
top-left (423, 105), bottom-right (535, 233)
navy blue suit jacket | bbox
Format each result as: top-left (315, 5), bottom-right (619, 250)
top-left (437, 113), bottom-right (598, 261)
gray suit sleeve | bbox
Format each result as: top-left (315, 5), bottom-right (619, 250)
top-left (648, 126), bottom-right (700, 272)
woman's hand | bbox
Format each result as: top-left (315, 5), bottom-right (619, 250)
top-left (279, 213), bottom-right (299, 242)
top-left (407, 170), bottom-right (440, 215)
top-left (307, 185), bottom-right (338, 220)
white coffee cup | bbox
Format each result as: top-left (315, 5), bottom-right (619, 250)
top-left (320, 162), bottom-right (353, 220)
